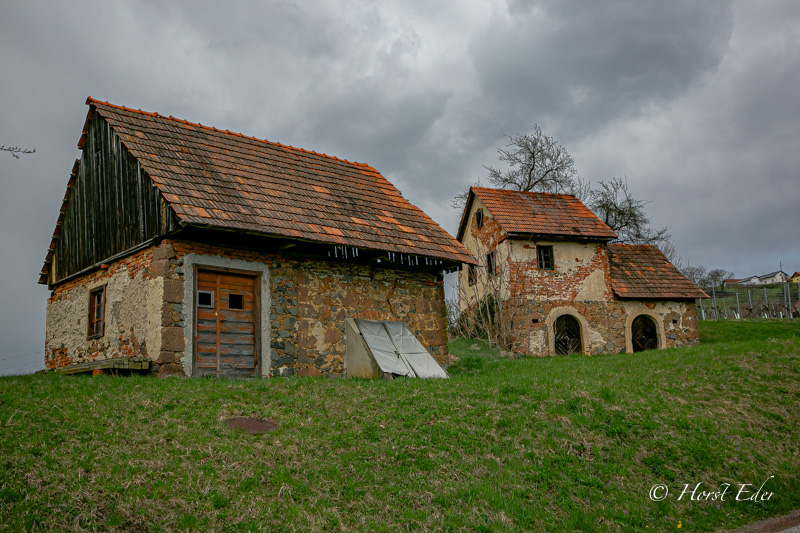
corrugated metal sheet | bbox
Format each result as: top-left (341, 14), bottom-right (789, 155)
top-left (354, 319), bottom-right (448, 379)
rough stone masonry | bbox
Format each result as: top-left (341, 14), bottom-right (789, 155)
top-left (45, 240), bottom-right (450, 377)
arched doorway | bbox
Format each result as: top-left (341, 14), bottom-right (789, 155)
top-left (631, 314), bottom-right (658, 352)
top-left (555, 314), bottom-right (583, 355)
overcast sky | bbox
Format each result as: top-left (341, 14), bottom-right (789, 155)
top-left (1, 1), bottom-right (798, 374)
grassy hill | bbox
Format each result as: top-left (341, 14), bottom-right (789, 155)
top-left (1, 320), bottom-right (799, 532)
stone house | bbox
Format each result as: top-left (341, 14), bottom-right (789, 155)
top-left (456, 187), bottom-right (707, 355)
top-left (40, 98), bottom-right (473, 378)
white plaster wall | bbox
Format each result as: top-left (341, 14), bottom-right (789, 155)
top-left (45, 265), bottom-right (162, 362)
top-left (458, 196), bottom-right (507, 310)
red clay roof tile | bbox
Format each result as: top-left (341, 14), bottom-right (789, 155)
top-left (84, 98), bottom-right (473, 264)
top-left (608, 244), bottom-right (708, 300)
top-left (463, 187), bottom-right (617, 241)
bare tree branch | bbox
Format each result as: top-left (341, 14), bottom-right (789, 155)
top-left (587, 177), bottom-right (672, 249)
top-left (1, 145), bottom-right (36, 159)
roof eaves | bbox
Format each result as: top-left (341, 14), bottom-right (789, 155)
top-left (507, 231), bottom-right (616, 242)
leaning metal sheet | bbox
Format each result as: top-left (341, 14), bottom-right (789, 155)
top-left (355, 319), bottom-right (413, 376)
top-left (356, 319), bottom-right (447, 379)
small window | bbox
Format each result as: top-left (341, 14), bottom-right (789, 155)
top-left (228, 294), bottom-right (244, 310)
top-left (467, 264), bottom-right (477, 286)
top-left (198, 290), bottom-right (214, 308)
top-left (475, 209), bottom-right (484, 229)
top-left (537, 245), bottom-right (554, 270)
top-left (88, 286), bottom-right (106, 339)
top-left (486, 251), bottom-right (496, 277)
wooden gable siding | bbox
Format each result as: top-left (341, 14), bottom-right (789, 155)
top-left (52, 114), bottom-right (179, 283)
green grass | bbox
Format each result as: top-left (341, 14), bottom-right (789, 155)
top-left (1, 320), bottom-right (799, 532)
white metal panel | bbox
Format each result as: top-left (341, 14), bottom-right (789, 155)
top-left (355, 320), bottom-right (413, 377)
top-left (354, 319), bottom-right (448, 379)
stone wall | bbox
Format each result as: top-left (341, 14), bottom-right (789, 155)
top-left (45, 247), bottom-right (162, 369)
top-left (155, 239), bottom-right (449, 377)
top-left (45, 238), bottom-right (450, 377)
top-left (515, 299), bottom-right (700, 356)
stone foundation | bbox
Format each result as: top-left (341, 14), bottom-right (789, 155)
top-left (509, 299), bottom-right (699, 356)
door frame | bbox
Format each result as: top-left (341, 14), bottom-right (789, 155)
top-left (545, 306), bottom-right (589, 356)
top-left (624, 308), bottom-right (667, 353)
top-left (193, 265), bottom-right (261, 378)
top-left (180, 253), bottom-right (271, 378)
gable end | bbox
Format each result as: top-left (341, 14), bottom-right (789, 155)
top-left (40, 111), bottom-right (179, 286)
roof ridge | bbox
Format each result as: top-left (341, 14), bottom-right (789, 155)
top-left (85, 96), bottom-right (375, 169)
top-left (471, 186), bottom-right (577, 199)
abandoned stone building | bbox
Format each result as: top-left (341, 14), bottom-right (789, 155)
top-left (40, 98), bottom-right (474, 377)
top-left (456, 187), bottom-right (707, 355)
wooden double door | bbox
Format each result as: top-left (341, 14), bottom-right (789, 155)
top-left (194, 268), bottom-right (260, 378)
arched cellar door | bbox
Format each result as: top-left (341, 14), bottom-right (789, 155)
top-left (631, 314), bottom-right (658, 352)
top-left (555, 314), bottom-right (582, 355)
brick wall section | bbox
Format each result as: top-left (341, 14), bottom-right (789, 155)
top-left (470, 212), bottom-right (506, 253)
top-left (165, 239), bottom-right (449, 377)
top-left (507, 242), bottom-right (615, 301)
top-left (45, 247), bottom-right (158, 369)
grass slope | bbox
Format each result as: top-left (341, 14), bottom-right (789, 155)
top-left (1, 320), bottom-right (799, 532)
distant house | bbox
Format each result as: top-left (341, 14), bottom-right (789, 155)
top-left (789, 272), bottom-right (800, 283)
top-left (40, 98), bottom-right (474, 378)
top-left (456, 187), bottom-right (707, 355)
top-left (737, 271), bottom-right (788, 285)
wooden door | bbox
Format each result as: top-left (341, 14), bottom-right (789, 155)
top-left (195, 269), bottom-right (259, 377)
top-left (555, 315), bottom-right (582, 355)
top-left (631, 315), bottom-right (658, 352)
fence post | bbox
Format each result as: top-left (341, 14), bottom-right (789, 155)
top-left (748, 289), bottom-right (753, 318)
top-left (736, 293), bottom-right (741, 319)
top-left (764, 287), bottom-right (769, 318)
top-left (786, 283), bottom-right (793, 319)
top-left (712, 286), bottom-right (718, 320)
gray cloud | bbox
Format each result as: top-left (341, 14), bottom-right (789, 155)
top-left (1, 0), bottom-right (799, 374)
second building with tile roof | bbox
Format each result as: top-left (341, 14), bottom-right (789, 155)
top-left (456, 187), bottom-right (707, 355)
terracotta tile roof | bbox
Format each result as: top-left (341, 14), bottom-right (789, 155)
top-left (608, 244), bottom-right (708, 300)
top-left (463, 187), bottom-right (617, 241)
top-left (80, 98), bottom-right (473, 264)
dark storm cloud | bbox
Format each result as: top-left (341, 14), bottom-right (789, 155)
top-left (469, 0), bottom-right (733, 140)
top-left (1, 1), bottom-right (799, 374)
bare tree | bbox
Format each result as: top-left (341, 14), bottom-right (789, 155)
top-left (486, 126), bottom-right (579, 193)
top-left (706, 268), bottom-right (734, 291)
top-left (587, 177), bottom-right (671, 246)
top-left (1, 145), bottom-right (36, 159)
top-left (680, 263), bottom-right (708, 287)
top-left (453, 128), bottom-right (676, 257)
top-left (448, 239), bottom-right (527, 353)
top-left (451, 125), bottom-right (581, 210)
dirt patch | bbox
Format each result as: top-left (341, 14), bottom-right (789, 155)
top-left (223, 416), bottom-right (278, 434)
